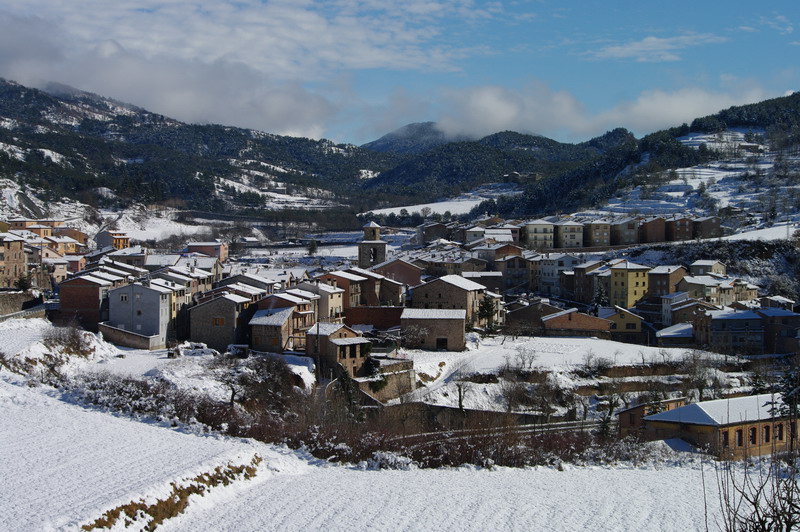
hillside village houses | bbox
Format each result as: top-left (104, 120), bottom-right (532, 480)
top-left (4, 208), bottom-right (800, 406)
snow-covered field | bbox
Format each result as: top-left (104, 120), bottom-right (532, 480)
top-left (0, 376), bottom-right (301, 531)
top-left (0, 368), bottom-right (730, 531)
top-left (401, 335), bottom-right (739, 412)
top-left (721, 221), bottom-right (798, 241)
top-left (0, 318), bottom-right (758, 531)
top-left (362, 183), bottom-right (522, 216)
top-left (104, 208), bottom-right (212, 241)
top-left (160, 456), bottom-right (723, 532)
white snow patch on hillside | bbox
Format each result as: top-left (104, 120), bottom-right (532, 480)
top-left (402, 335), bottom-right (730, 412)
top-left (0, 141), bottom-right (26, 161)
top-left (102, 208), bottom-right (212, 241)
top-left (38, 148), bottom-right (67, 165)
top-left (722, 221), bottom-right (798, 241)
top-left (596, 129), bottom-right (799, 218)
top-left (363, 183), bottom-right (522, 216)
top-left (229, 159), bottom-right (298, 175)
top-left (0, 117), bottom-right (17, 129)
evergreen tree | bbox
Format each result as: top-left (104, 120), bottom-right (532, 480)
top-left (593, 283), bottom-right (609, 307)
top-left (478, 297), bottom-right (498, 331)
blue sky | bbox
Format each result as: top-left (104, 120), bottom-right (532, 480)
top-left (0, 1), bottom-right (797, 144)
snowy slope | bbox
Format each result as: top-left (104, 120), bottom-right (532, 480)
top-left (363, 183), bottom-right (522, 216)
top-left (161, 458), bottom-right (723, 532)
top-left (1, 372), bottom-right (732, 532)
top-left (0, 377), bottom-right (311, 531)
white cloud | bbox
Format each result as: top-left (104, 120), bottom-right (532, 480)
top-left (437, 82), bottom-right (586, 140)
top-left (761, 13), bottom-right (794, 35)
top-left (0, 2), bottom-right (493, 139)
top-left (593, 86), bottom-right (768, 134)
top-left (434, 82), bottom-right (770, 142)
top-left (589, 33), bottom-right (727, 62)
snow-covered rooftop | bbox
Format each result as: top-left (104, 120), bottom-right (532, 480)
top-left (250, 307), bottom-right (294, 326)
top-left (645, 394), bottom-right (780, 426)
top-left (401, 308), bottom-right (466, 320)
top-left (435, 274), bottom-right (486, 291)
top-left (655, 322), bottom-right (694, 338)
top-left (326, 270), bottom-right (368, 282)
top-left (223, 294), bottom-right (251, 305)
top-left (306, 322), bottom-right (346, 336)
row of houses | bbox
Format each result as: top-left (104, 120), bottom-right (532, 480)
top-left (400, 236), bottom-right (757, 310)
top-left (416, 213), bottom-right (722, 250)
top-left (0, 216), bottom-right (231, 290)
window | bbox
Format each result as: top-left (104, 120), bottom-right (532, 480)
top-left (735, 429), bottom-right (743, 447)
top-left (749, 427), bottom-right (757, 445)
top-left (777, 424), bottom-right (784, 441)
top-left (763, 425), bottom-right (771, 443)
top-left (722, 431), bottom-right (729, 448)
top-left (213, 317), bottom-right (225, 326)
top-left (626, 323), bottom-right (636, 330)
top-left (120, 294), bottom-right (128, 302)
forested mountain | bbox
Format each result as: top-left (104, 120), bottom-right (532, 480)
top-left (0, 77), bottom-right (797, 224)
top-left (0, 79), bottom-right (405, 212)
top-left (363, 129), bottom-right (630, 200)
top-left (360, 122), bottom-right (471, 154)
top-left (468, 91), bottom-right (800, 218)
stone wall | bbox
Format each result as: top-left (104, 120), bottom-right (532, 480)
top-left (0, 291), bottom-right (41, 315)
top-left (99, 323), bottom-right (164, 350)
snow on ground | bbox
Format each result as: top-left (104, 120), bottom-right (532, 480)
top-left (1, 318), bottom-right (58, 363)
top-left (594, 128), bottom-right (799, 219)
top-left (0, 319), bottom-right (761, 531)
top-left (38, 148), bottom-right (67, 165)
top-left (405, 335), bottom-right (717, 383)
top-left (363, 183), bottom-right (522, 216)
top-left (402, 335), bottom-right (729, 412)
top-left (162, 455), bottom-right (727, 532)
top-left (0, 141), bottom-right (26, 161)
top-left (1, 368), bottom-right (733, 532)
top-left (721, 221), bottom-right (798, 241)
top-left (102, 207), bottom-right (213, 241)
top-left (0, 375), bottom-right (310, 531)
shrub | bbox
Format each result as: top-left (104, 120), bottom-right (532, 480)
top-left (43, 325), bottom-right (94, 358)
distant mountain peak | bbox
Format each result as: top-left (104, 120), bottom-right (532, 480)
top-left (361, 122), bottom-right (473, 155)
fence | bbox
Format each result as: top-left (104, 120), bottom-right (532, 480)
top-left (0, 304), bottom-right (47, 324)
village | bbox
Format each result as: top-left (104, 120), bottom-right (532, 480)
top-left (0, 211), bottom-right (798, 461)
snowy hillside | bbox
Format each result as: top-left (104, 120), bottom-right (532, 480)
top-left (0, 371), bottom-right (731, 532)
top-left (362, 183), bottom-right (523, 216)
top-left (597, 129), bottom-right (800, 221)
top-left (0, 318), bottom-right (763, 531)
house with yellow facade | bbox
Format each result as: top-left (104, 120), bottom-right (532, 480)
top-left (609, 260), bottom-right (650, 308)
top-left (644, 394), bottom-right (793, 459)
top-left (598, 305), bottom-right (645, 343)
